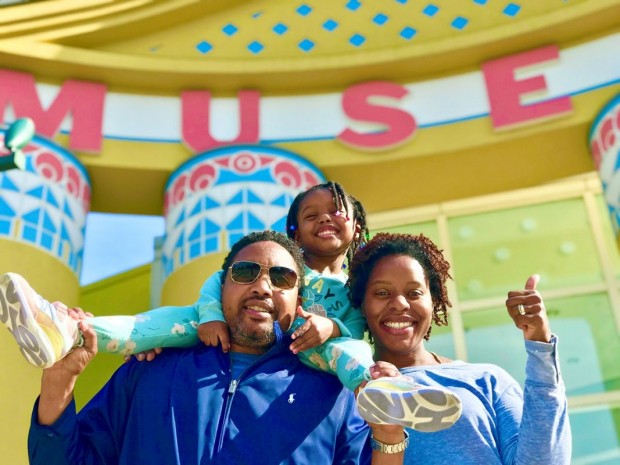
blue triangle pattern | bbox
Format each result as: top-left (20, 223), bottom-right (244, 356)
top-left (26, 186), bottom-right (44, 199)
top-left (271, 216), bottom-right (286, 232)
top-left (61, 222), bottom-right (71, 240)
top-left (248, 212), bottom-right (265, 230)
top-left (22, 208), bottom-right (41, 224)
top-left (175, 232), bottom-right (185, 248)
top-left (43, 211), bottom-right (57, 233)
top-left (203, 217), bottom-right (220, 233)
top-left (189, 223), bottom-right (201, 241)
top-left (1, 176), bottom-right (19, 191)
top-left (175, 209), bottom-right (186, 227)
top-left (63, 200), bottom-right (74, 220)
top-left (271, 194), bottom-right (288, 207)
top-left (247, 189), bottom-right (264, 205)
top-left (0, 197), bottom-right (15, 216)
top-left (205, 197), bottom-right (220, 209)
top-left (190, 201), bottom-right (202, 217)
top-left (227, 213), bottom-right (244, 229)
top-left (227, 190), bottom-right (244, 205)
top-left (46, 190), bottom-right (59, 208)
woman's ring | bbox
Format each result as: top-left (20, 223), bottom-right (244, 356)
top-left (517, 304), bottom-right (526, 315)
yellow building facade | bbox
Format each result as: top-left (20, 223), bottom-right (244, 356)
top-left (1, 1), bottom-right (619, 463)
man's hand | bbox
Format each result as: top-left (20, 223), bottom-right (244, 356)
top-left (198, 321), bottom-right (231, 352)
top-left (38, 307), bottom-right (98, 425)
top-left (46, 307), bottom-right (97, 376)
top-left (289, 306), bottom-right (339, 354)
top-left (505, 274), bottom-right (552, 343)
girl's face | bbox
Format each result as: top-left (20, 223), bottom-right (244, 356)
top-left (294, 188), bottom-right (358, 258)
top-left (362, 254), bottom-right (434, 364)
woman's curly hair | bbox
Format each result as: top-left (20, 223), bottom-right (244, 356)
top-left (346, 232), bottom-right (452, 340)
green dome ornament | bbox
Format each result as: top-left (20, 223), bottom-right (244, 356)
top-left (1, 117), bottom-right (35, 172)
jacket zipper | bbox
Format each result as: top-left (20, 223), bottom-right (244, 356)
top-left (215, 349), bottom-right (277, 452)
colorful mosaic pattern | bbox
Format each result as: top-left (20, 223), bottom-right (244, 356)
top-left (162, 145), bottom-right (325, 277)
top-left (0, 132), bottom-right (90, 274)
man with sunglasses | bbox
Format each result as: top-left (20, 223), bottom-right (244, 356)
top-left (27, 231), bottom-right (406, 465)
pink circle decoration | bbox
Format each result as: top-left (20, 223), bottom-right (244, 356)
top-left (273, 161), bottom-right (302, 188)
top-left (189, 163), bottom-right (216, 192)
top-left (163, 191), bottom-right (171, 215)
top-left (34, 151), bottom-right (64, 182)
top-left (66, 165), bottom-right (81, 197)
top-left (81, 185), bottom-right (92, 211)
top-left (172, 174), bottom-right (188, 206)
top-left (231, 152), bottom-right (258, 173)
top-left (303, 170), bottom-right (321, 188)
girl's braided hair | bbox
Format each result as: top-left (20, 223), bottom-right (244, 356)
top-left (286, 181), bottom-right (369, 266)
top-left (347, 232), bottom-right (451, 340)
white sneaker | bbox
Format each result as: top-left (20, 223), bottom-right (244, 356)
top-left (0, 272), bottom-right (82, 368)
top-left (357, 377), bottom-right (462, 432)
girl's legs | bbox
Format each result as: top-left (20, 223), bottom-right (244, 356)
top-left (90, 306), bottom-right (199, 355)
top-left (297, 337), bottom-right (374, 391)
top-left (0, 272), bottom-right (199, 368)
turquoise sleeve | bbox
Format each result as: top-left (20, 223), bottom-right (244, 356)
top-left (197, 270), bottom-right (225, 324)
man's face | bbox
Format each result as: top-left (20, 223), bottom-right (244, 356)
top-left (222, 241), bottom-right (301, 354)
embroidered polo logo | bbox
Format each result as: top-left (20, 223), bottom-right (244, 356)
top-left (288, 393), bottom-right (296, 404)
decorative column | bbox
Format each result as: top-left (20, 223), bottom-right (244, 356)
top-left (0, 132), bottom-right (90, 295)
top-left (160, 145), bottom-right (325, 304)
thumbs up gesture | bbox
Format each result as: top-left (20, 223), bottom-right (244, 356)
top-left (505, 275), bottom-right (552, 343)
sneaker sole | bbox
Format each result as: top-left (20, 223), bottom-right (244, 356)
top-left (0, 273), bottom-right (56, 368)
top-left (357, 384), bottom-right (462, 432)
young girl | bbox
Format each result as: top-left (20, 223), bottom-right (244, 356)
top-left (1, 182), bottom-right (462, 431)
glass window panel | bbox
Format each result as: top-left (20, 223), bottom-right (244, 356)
top-left (570, 405), bottom-right (620, 464)
top-left (448, 199), bottom-right (603, 301)
top-left (596, 194), bottom-right (620, 280)
top-left (462, 293), bottom-right (620, 396)
top-left (375, 221), bottom-right (440, 244)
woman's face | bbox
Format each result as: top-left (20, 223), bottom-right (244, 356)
top-left (362, 254), bottom-right (434, 363)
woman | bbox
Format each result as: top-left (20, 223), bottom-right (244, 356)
top-left (348, 233), bottom-right (571, 464)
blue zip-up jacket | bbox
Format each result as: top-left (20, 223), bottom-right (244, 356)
top-left (28, 336), bottom-right (371, 465)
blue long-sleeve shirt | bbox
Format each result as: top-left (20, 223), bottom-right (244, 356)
top-left (400, 335), bottom-right (571, 464)
top-left (28, 338), bottom-right (371, 465)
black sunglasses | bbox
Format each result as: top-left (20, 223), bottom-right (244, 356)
top-left (228, 261), bottom-right (299, 290)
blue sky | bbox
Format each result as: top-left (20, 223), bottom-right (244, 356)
top-left (80, 213), bottom-right (165, 285)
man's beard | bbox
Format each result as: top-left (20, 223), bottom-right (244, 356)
top-left (230, 319), bottom-right (276, 349)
